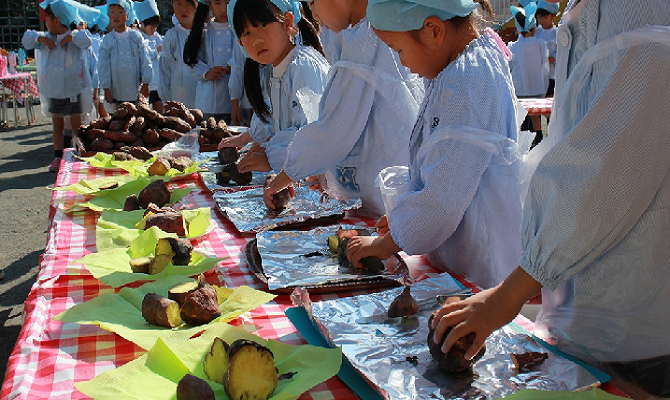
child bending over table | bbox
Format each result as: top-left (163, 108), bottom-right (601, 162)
top-left (430, 1), bottom-right (670, 398)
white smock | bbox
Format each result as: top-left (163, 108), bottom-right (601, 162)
top-left (159, 23), bottom-right (198, 108)
top-left (319, 26), bottom-right (343, 65)
top-left (283, 18), bottom-right (424, 218)
top-left (142, 30), bottom-right (163, 92)
top-left (508, 35), bottom-right (549, 97)
top-left (189, 21), bottom-right (234, 115)
top-left (388, 33), bottom-right (523, 290)
top-left (98, 29), bottom-right (153, 102)
top-left (253, 46), bottom-right (330, 172)
top-left (521, 0), bottom-right (670, 364)
top-left (534, 25), bottom-right (556, 79)
top-left (22, 29), bottom-right (93, 117)
top-left (228, 41), bottom-right (252, 113)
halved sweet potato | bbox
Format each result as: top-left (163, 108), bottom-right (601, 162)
top-left (224, 339), bottom-right (278, 400)
top-left (147, 158), bottom-right (171, 176)
top-left (203, 337), bottom-right (230, 384)
top-left (141, 293), bottom-right (182, 328)
top-left (144, 212), bottom-right (187, 236)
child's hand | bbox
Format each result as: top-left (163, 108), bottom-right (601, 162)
top-left (346, 234), bottom-right (400, 268)
top-left (375, 214), bottom-right (389, 235)
top-left (263, 170), bottom-right (294, 209)
top-left (305, 175), bottom-right (323, 192)
top-left (205, 66), bottom-right (226, 81)
top-left (218, 130), bottom-right (251, 149)
top-left (104, 89), bottom-right (113, 105)
top-left (237, 150), bottom-right (271, 173)
top-left (430, 267), bottom-right (542, 360)
top-left (157, 44), bottom-right (162, 53)
top-left (60, 34), bottom-right (73, 47)
top-left (39, 36), bottom-right (56, 50)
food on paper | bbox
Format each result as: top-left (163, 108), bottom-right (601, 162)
top-left (225, 339), bottom-right (278, 400)
top-left (203, 337), bottom-right (230, 384)
top-left (137, 180), bottom-right (171, 209)
top-left (176, 374), bottom-right (215, 400)
top-left (147, 158), bottom-right (171, 176)
top-left (180, 284), bottom-right (222, 326)
top-left (141, 293), bottom-right (182, 328)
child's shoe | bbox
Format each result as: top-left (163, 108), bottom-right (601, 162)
top-left (49, 157), bottom-right (62, 172)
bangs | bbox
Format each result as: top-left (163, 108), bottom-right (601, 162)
top-left (232, 0), bottom-right (284, 37)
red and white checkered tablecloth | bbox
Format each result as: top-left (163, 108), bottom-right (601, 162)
top-left (0, 150), bottom-right (445, 400)
top-left (0, 72), bottom-right (39, 105)
top-left (518, 97), bottom-right (553, 116)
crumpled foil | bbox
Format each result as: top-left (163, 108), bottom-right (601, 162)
top-left (196, 151), bottom-right (268, 192)
top-left (213, 186), bottom-right (362, 233)
top-left (256, 225), bottom-right (407, 290)
top-left (293, 274), bottom-right (602, 400)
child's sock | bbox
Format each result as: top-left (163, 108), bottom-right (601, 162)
top-left (63, 136), bottom-right (73, 149)
top-left (54, 149), bottom-right (64, 158)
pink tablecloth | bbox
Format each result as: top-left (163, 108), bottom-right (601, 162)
top-left (0, 72), bottom-right (39, 105)
top-left (0, 151), bottom-right (443, 400)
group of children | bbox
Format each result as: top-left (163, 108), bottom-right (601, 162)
top-left (20, 0), bottom-right (670, 396)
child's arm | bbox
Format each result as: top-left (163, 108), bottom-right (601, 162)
top-left (158, 30), bottom-right (175, 104)
top-left (138, 35), bottom-right (154, 94)
top-left (22, 30), bottom-right (52, 50)
top-left (431, 267), bottom-right (542, 360)
top-left (70, 29), bottom-right (92, 49)
top-left (98, 37), bottom-right (113, 100)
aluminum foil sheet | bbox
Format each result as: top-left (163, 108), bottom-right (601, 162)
top-left (196, 151), bottom-right (268, 192)
top-left (294, 274), bottom-right (601, 400)
top-left (213, 186), bottom-right (362, 232)
top-left (256, 226), bottom-right (407, 290)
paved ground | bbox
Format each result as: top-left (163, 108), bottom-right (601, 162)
top-left (0, 104), bottom-right (54, 382)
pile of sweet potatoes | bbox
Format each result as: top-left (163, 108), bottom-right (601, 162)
top-left (77, 100), bottom-right (233, 153)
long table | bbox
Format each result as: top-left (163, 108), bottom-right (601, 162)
top-left (1, 151), bottom-right (626, 399)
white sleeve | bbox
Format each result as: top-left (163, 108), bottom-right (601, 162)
top-left (22, 30), bottom-right (44, 50)
top-left (388, 138), bottom-right (491, 255)
top-left (98, 37), bottom-right (112, 90)
top-left (521, 46), bottom-right (670, 290)
top-left (72, 29), bottom-right (91, 48)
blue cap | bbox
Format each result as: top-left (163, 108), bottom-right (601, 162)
top-left (69, 0), bottom-right (103, 27)
top-left (536, 0), bottom-right (559, 14)
top-left (134, 0), bottom-right (160, 22)
top-left (367, 0), bottom-right (478, 32)
top-left (511, 2), bottom-right (537, 32)
top-left (228, 0), bottom-right (302, 58)
top-left (94, 4), bottom-right (110, 29)
top-left (40, 0), bottom-right (80, 27)
top-left (518, 0), bottom-right (535, 6)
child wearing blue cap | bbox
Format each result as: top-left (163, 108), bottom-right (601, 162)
top-left (216, 0), bottom-right (330, 175)
top-left (99, 0), bottom-right (153, 107)
top-left (135, 0), bottom-right (164, 112)
top-left (430, 1), bottom-right (670, 397)
top-left (507, 2), bottom-right (549, 146)
top-left (159, 0), bottom-right (197, 108)
top-left (534, 0), bottom-right (558, 97)
top-left (261, 0), bottom-right (424, 217)
top-left (183, 0), bottom-right (236, 122)
top-left (345, 0), bottom-right (525, 289)
top-left (22, 0), bottom-right (93, 172)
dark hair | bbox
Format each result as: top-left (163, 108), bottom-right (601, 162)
top-left (450, 0), bottom-right (493, 31)
top-left (514, 12), bottom-right (526, 31)
top-left (183, 1), bottom-right (210, 66)
top-left (143, 15), bottom-right (161, 27)
top-left (230, 0), bottom-right (323, 123)
top-left (535, 8), bottom-right (552, 18)
top-left (89, 25), bottom-right (100, 34)
top-left (300, 1), bottom-right (319, 32)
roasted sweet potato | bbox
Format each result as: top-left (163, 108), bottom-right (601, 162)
top-left (168, 280), bottom-right (200, 307)
top-left (142, 293), bottom-right (182, 328)
top-left (87, 128), bottom-right (104, 141)
top-left (163, 116), bottom-right (192, 133)
top-left (158, 128), bottom-right (183, 142)
top-left (90, 115), bottom-right (112, 130)
top-left (387, 286), bottom-right (419, 318)
top-left (224, 339), bottom-right (278, 400)
top-left (144, 212), bottom-right (187, 236)
top-left (168, 156), bottom-right (193, 172)
top-left (113, 151), bottom-right (136, 161)
top-left (123, 115), bottom-right (136, 132)
top-left (177, 374), bottom-right (215, 400)
top-left (112, 107), bottom-right (129, 119)
top-left (218, 147), bottom-right (238, 164)
top-left (264, 174), bottom-right (291, 211)
top-left (123, 194), bottom-right (141, 211)
top-left (137, 180), bottom-right (171, 208)
top-left (147, 158), bottom-right (171, 176)
top-left (142, 129), bottom-right (160, 146)
top-left (119, 101), bottom-right (138, 116)
top-left (180, 285), bottom-right (221, 325)
top-left (204, 337), bottom-right (230, 384)
top-left (190, 108), bottom-right (204, 124)
top-left (511, 352), bottom-right (548, 374)
top-left (330, 228), bottom-right (384, 272)
top-left (121, 146), bottom-right (153, 161)
top-left (131, 116), bottom-right (146, 134)
top-left (138, 103), bottom-right (160, 120)
top-left (102, 130), bottom-right (137, 144)
top-left (155, 237), bottom-right (193, 265)
top-left (427, 312), bottom-right (485, 373)
top-left (206, 116), bottom-right (217, 130)
top-left (90, 137), bottom-right (114, 152)
top-left (129, 256), bottom-right (152, 273)
top-left (216, 163), bottom-right (252, 186)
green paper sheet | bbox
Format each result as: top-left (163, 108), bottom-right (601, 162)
top-left (502, 388), bottom-right (626, 400)
top-left (55, 175), bottom-right (139, 194)
top-left (96, 208), bottom-right (212, 250)
top-left (73, 228), bottom-right (222, 287)
top-left (75, 323), bottom-right (342, 400)
top-left (55, 276), bottom-right (276, 350)
top-left (79, 152), bottom-right (154, 173)
top-left (66, 177), bottom-right (193, 212)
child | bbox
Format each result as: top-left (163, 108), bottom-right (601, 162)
top-left (184, 0), bottom-right (235, 122)
top-left (262, 0), bottom-right (424, 218)
top-left (228, 41), bottom-right (254, 126)
top-left (216, 0), bottom-right (330, 174)
top-left (159, 0), bottom-right (197, 108)
top-left (346, 0), bottom-right (524, 290)
top-left (22, 0), bottom-right (93, 172)
top-left (507, 2), bottom-right (549, 146)
top-left (98, 0), bottom-right (153, 107)
top-left (534, 0), bottom-right (558, 97)
top-left (431, 1), bottom-right (670, 398)
top-left (135, 0), bottom-right (164, 112)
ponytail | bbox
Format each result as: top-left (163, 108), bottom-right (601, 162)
top-left (244, 59), bottom-right (272, 123)
top-left (183, 1), bottom-right (210, 66)
top-left (295, 2), bottom-right (324, 57)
